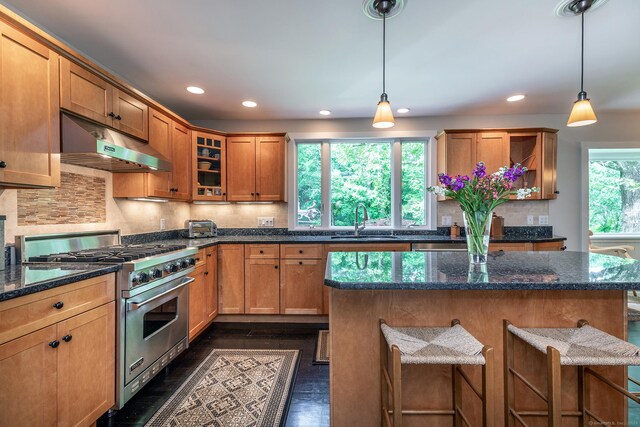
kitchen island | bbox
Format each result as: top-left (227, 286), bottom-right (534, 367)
top-left (324, 251), bottom-right (640, 427)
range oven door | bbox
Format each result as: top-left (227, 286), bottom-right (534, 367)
top-left (124, 275), bottom-right (192, 385)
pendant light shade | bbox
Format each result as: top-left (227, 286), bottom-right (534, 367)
top-left (567, 3), bottom-right (598, 127)
top-left (372, 0), bottom-right (396, 129)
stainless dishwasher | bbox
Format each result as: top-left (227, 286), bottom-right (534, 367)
top-left (411, 242), bottom-right (467, 252)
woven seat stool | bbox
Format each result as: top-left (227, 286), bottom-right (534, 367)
top-left (379, 319), bottom-right (494, 427)
top-left (504, 319), bottom-right (640, 426)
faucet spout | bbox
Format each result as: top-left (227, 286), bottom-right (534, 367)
top-left (354, 203), bottom-right (369, 236)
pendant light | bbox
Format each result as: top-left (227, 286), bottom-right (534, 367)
top-left (372, 0), bottom-right (396, 129)
top-left (567, 0), bottom-right (597, 127)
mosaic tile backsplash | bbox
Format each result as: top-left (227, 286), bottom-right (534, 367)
top-left (17, 172), bottom-right (106, 226)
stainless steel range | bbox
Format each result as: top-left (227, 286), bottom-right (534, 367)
top-left (18, 230), bottom-right (197, 409)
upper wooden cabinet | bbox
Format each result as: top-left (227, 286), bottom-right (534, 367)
top-left (436, 128), bottom-right (559, 200)
top-left (60, 57), bottom-right (149, 140)
top-left (193, 131), bottom-right (226, 201)
top-left (112, 109), bottom-right (190, 201)
top-left (227, 135), bottom-right (285, 202)
top-left (0, 22), bottom-right (60, 188)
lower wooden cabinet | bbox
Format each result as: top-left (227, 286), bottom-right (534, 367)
top-left (245, 258), bottom-right (280, 314)
top-left (205, 247), bottom-right (218, 322)
top-left (0, 299), bottom-right (115, 427)
top-left (490, 241), bottom-right (565, 251)
top-left (280, 259), bottom-right (324, 315)
top-left (189, 247), bottom-right (219, 342)
top-left (218, 244), bottom-right (245, 314)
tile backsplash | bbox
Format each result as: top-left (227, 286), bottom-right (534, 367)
top-left (17, 172), bottom-right (106, 225)
top-left (436, 199), bottom-right (550, 226)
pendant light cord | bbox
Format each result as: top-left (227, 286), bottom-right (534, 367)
top-left (382, 11), bottom-right (386, 96)
top-left (580, 11), bottom-right (585, 93)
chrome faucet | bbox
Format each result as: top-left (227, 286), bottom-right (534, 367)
top-left (354, 203), bottom-right (369, 236)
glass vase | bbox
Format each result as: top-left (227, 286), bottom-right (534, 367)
top-left (463, 210), bottom-right (493, 265)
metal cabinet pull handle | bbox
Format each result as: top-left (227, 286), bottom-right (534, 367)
top-left (204, 271), bottom-right (209, 276)
top-left (115, 115), bottom-right (122, 120)
top-left (52, 301), bottom-right (64, 309)
top-left (299, 250), bottom-right (303, 254)
top-left (299, 261), bottom-right (303, 265)
top-left (49, 340), bottom-right (60, 348)
top-left (128, 278), bottom-right (194, 311)
top-left (0, 161), bottom-right (6, 168)
top-left (274, 265), bottom-right (278, 269)
top-left (259, 250), bottom-right (264, 254)
top-left (62, 335), bottom-right (72, 342)
top-left (108, 112), bottom-right (115, 118)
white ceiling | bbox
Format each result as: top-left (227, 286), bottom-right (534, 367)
top-left (2, 0), bottom-right (639, 121)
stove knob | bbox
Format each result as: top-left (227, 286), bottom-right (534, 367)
top-left (164, 263), bottom-right (175, 273)
top-left (180, 259), bottom-right (189, 269)
top-left (150, 268), bottom-right (162, 279)
top-left (187, 258), bottom-right (196, 266)
top-left (137, 272), bottom-right (149, 283)
top-left (174, 261), bottom-right (183, 271)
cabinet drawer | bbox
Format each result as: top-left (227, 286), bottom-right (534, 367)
top-left (324, 243), bottom-right (411, 255)
top-left (489, 243), bottom-right (532, 252)
top-left (245, 244), bottom-right (279, 259)
top-left (533, 241), bottom-right (565, 251)
top-left (0, 274), bottom-right (116, 344)
top-left (280, 244), bottom-right (323, 259)
top-left (195, 248), bottom-right (207, 267)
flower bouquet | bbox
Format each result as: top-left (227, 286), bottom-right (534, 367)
top-left (428, 162), bottom-right (538, 264)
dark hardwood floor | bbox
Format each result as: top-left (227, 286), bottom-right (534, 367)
top-left (97, 322), bottom-right (330, 427)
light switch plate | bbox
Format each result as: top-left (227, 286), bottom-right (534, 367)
top-left (527, 215), bottom-right (534, 225)
top-left (538, 215), bottom-right (549, 225)
top-left (258, 217), bottom-right (274, 227)
top-left (160, 218), bottom-right (166, 230)
top-left (442, 216), bottom-right (452, 226)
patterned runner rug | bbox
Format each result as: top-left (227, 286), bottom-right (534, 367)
top-left (145, 349), bottom-right (299, 427)
top-left (313, 330), bottom-right (330, 364)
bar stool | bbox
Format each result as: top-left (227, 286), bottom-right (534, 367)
top-left (503, 319), bottom-right (640, 426)
top-left (379, 319), bottom-right (494, 427)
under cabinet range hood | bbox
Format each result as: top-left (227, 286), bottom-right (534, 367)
top-left (60, 113), bottom-right (172, 172)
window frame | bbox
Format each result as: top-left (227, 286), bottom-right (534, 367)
top-left (289, 137), bottom-right (437, 231)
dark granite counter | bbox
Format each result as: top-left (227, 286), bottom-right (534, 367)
top-left (324, 251), bottom-right (640, 291)
top-left (0, 263), bottom-right (121, 302)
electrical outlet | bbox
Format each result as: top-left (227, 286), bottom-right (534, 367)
top-left (442, 216), bottom-right (452, 226)
top-left (257, 217), bottom-right (274, 227)
top-left (159, 218), bottom-right (166, 230)
top-left (538, 215), bottom-right (549, 225)
top-left (527, 215), bottom-right (534, 225)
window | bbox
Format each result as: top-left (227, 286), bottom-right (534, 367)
top-left (293, 139), bottom-right (430, 229)
top-left (589, 149), bottom-right (640, 234)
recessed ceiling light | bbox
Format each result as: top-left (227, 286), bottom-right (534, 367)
top-left (319, 110), bottom-right (331, 116)
top-left (397, 108), bottom-right (410, 114)
top-left (186, 86), bottom-right (205, 95)
top-left (242, 100), bottom-right (258, 108)
top-left (507, 94), bottom-right (526, 102)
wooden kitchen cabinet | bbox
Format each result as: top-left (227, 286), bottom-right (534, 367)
top-left (205, 247), bottom-right (218, 322)
top-left (226, 135), bottom-right (285, 202)
top-left (188, 264), bottom-right (207, 341)
top-left (489, 241), bottom-right (565, 251)
top-left (280, 259), bottom-right (324, 315)
top-left (112, 109), bottom-right (190, 201)
top-left (0, 22), bottom-right (60, 188)
top-left (60, 56), bottom-right (148, 141)
top-left (192, 131), bottom-right (226, 201)
top-left (218, 244), bottom-right (245, 314)
top-left (437, 128), bottom-right (558, 200)
top-left (245, 258), bottom-right (280, 314)
top-left (0, 274), bottom-right (116, 427)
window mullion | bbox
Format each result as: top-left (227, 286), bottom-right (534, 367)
top-left (321, 141), bottom-right (331, 228)
top-left (391, 140), bottom-right (402, 228)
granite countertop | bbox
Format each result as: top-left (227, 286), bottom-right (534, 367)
top-left (0, 263), bottom-right (121, 302)
top-left (135, 234), bottom-right (567, 249)
top-left (324, 251), bottom-right (640, 291)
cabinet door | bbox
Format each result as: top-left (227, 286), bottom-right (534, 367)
top-left (437, 133), bottom-right (475, 178)
top-left (205, 247), bottom-right (218, 322)
top-left (145, 109), bottom-right (173, 198)
top-left (218, 244), bottom-right (245, 314)
top-left (280, 259), bottom-right (323, 315)
top-left (112, 88), bottom-right (148, 140)
top-left (226, 136), bottom-right (256, 201)
top-left (476, 132), bottom-right (508, 173)
top-left (188, 266), bottom-right (207, 341)
top-left (0, 23), bottom-right (60, 188)
top-left (170, 121), bottom-right (191, 201)
top-left (541, 132), bottom-right (558, 200)
top-left (0, 325), bottom-right (57, 427)
top-left (534, 241), bottom-right (565, 251)
top-left (489, 243), bottom-right (532, 251)
top-left (59, 56), bottom-right (112, 126)
top-left (57, 301), bottom-right (115, 427)
top-left (245, 258), bottom-right (280, 314)
top-left (193, 132), bottom-right (227, 201)
top-left (256, 136), bottom-right (285, 201)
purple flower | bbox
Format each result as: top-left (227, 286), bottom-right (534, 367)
top-left (461, 175), bottom-right (470, 181)
top-left (438, 173), bottom-right (453, 186)
top-left (451, 179), bottom-right (466, 191)
top-left (472, 162), bottom-right (486, 178)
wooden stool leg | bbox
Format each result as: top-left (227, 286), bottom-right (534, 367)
top-left (482, 346), bottom-right (494, 427)
top-left (503, 320), bottom-right (515, 427)
top-left (578, 366), bottom-right (588, 427)
top-left (380, 324), bottom-right (390, 426)
top-left (546, 346), bottom-right (562, 427)
top-left (453, 364), bottom-right (462, 427)
top-left (392, 345), bottom-right (403, 427)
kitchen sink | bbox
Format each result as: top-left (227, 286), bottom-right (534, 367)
top-left (330, 235), bottom-right (400, 240)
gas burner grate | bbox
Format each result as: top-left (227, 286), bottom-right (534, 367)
top-left (28, 243), bottom-right (188, 263)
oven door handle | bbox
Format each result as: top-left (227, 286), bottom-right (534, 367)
top-left (127, 277), bottom-right (194, 311)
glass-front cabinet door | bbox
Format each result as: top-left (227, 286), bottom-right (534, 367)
top-left (192, 131), bottom-right (226, 201)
